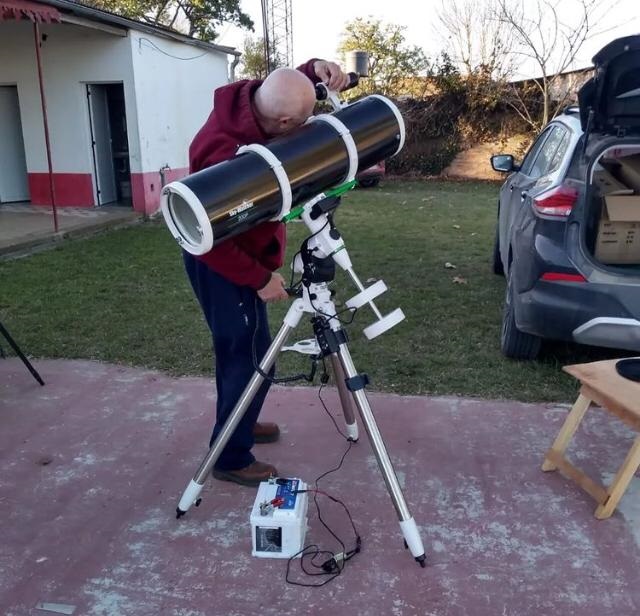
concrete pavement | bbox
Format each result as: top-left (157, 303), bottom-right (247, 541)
top-left (1, 358), bottom-right (639, 615)
top-left (0, 204), bottom-right (140, 258)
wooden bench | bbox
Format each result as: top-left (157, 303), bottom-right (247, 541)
top-left (542, 358), bottom-right (640, 519)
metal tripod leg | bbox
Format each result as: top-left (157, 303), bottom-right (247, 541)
top-left (0, 321), bottom-right (44, 386)
top-left (176, 300), bottom-right (304, 517)
top-left (336, 341), bottom-right (426, 567)
top-left (328, 353), bottom-right (358, 441)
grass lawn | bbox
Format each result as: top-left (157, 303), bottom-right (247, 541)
top-left (0, 180), bottom-right (620, 402)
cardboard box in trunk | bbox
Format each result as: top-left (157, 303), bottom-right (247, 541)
top-left (593, 167), bottom-right (634, 195)
top-left (601, 154), bottom-right (640, 192)
top-left (617, 155), bottom-right (640, 192)
top-left (595, 195), bottom-right (640, 264)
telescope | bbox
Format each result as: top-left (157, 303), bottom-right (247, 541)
top-left (165, 75), bottom-right (427, 569)
top-left (160, 88), bottom-right (404, 255)
top-left (161, 74), bottom-right (426, 567)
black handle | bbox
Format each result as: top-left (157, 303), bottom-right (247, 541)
top-left (344, 71), bottom-right (360, 90)
top-left (315, 72), bottom-right (359, 100)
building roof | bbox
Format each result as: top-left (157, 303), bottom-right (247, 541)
top-left (509, 66), bottom-right (593, 85)
top-left (0, 0), bottom-right (61, 22)
top-left (38, 0), bottom-right (240, 56)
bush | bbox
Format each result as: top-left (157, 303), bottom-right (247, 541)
top-left (387, 75), bottom-right (535, 177)
top-left (388, 93), bottom-right (465, 176)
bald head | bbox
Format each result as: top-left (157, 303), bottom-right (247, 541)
top-left (253, 68), bottom-right (317, 136)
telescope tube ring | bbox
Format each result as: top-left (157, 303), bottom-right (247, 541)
top-left (306, 114), bottom-right (358, 183)
top-left (237, 143), bottom-right (293, 220)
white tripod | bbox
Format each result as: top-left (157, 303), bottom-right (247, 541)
top-left (176, 185), bottom-right (427, 567)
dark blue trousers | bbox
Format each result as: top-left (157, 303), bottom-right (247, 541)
top-left (183, 252), bottom-right (272, 471)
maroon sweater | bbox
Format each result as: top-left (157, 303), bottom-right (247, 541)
top-left (188, 59), bottom-right (320, 290)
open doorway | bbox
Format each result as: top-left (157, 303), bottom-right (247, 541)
top-left (0, 86), bottom-right (29, 204)
top-left (86, 83), bottom-right (131, 206)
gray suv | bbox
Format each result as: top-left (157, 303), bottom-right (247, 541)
top-left (491, 35), bottom-right (640, 360)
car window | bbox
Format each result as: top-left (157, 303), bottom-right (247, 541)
top-left (519, 128), bottom-right (553, 177)
top-left (546, 129), bottom-right (571, 175)
top-left (527, 126), bottom-right (570, 179)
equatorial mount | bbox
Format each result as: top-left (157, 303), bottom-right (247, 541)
top-left (284, 182), bottom-right (406, 341)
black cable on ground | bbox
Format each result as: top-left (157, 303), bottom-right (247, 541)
top-left (284, 374), bottom-right (361, 587)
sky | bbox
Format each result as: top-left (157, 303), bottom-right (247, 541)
top-left (215, 0), bottom-right (640, 78)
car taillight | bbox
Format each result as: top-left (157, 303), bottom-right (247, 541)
top-left (533, 185), bottom-right (579, 218)
top-left (540, 272), bottom-right (587, 282)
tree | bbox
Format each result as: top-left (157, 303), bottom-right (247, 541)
top-left (439, 0), bottom-right (618, 131)
top-left (337, 18), bottom-right (429, 98)
top-left (437, 0), bottom-right (517, 81)
top-left (497, 0), bottom-right (612, 130)
top-left (82, 0), bottom-right (253, 42)
top-left (238, 35), bottom-right (284, 80)
top-left (239, 36), bottom-right (267, 79)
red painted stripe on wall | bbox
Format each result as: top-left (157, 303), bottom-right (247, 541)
top-left (130, 168), bottom-right (189, 215)
top-left (28, 173), bottom-right (95, 207)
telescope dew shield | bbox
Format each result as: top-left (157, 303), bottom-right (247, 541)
top-left (161, 151), bottom-right (283, 255)
top-left (161, 94), bottom-right (405, 255)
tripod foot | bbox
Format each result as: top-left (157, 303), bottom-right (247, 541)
top-left (404, 539), bottom-right (426, 567)
top-left (176, 498), bottom-right (201, 519)
top-left (345, 422), bottom-right (359, 442)
top-left (399, 517), bottom-right (426, 563)
top-left (177, 479), bottom-right (204, 517)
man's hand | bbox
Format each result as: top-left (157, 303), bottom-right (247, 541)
top-left (313, 60), bottom-right (350, 92)
top-left (257, 273), bottom-right (289, 303)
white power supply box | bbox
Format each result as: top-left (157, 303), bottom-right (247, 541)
top-left (250, 478), bottom-right (308, 559)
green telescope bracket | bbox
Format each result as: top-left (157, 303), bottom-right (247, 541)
top-left (325, 179), bottom-right (357, 198)
top-left (282, 179), bottom-right (358, 223)
top-left (282, 205), bottom-right (306, 223)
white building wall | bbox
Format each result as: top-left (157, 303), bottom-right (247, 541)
top-left (0, 23), bottom-right (44, 172)
top-left (129, 30), bottom-right (229, 174)
top-left (0, 20), bottom-right (139, 177)
top-left (0, 19), bottom-right (232, 211)
top-left (128, 30), bottom-right (230, 213)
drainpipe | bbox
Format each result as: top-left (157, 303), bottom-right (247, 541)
top-left (229, 54), bottom-right (240, 83)
top-left (159, 164), bottom-right (170, 188)
top-left (149, 165), bottom-right (172, 219)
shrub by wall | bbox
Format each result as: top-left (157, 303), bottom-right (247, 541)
top-left (387, 80), bottom-right (537, 176)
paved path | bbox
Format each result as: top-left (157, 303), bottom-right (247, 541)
top-left (1, 359), bottom-right (639, 615)
top-left (0, 205), bottom-right (139, 257)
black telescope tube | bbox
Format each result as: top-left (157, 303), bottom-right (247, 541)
top-left (162, 152), bottom-right (282, 253)
top-left (268, 121), bottom-right (350, 205)
top-left (160, 94), bottom-right (404, 255)
top-left (335, 96), bottom-right (403, 172)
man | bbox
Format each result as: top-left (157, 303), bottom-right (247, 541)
top-left (185, 59), bottom-right (350, 487)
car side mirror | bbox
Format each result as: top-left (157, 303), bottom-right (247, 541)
top-left (491, 154), bottom-right (519, 173)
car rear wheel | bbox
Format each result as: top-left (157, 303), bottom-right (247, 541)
top-left (501, 269), bottom-right (542, 360)
top-left (492, 224), bottom-right (504, 276)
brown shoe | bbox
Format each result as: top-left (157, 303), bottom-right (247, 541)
top-left (253, 421), bottom-right (280, 444)
top-left (212, 461), bottom-right (278, 487)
